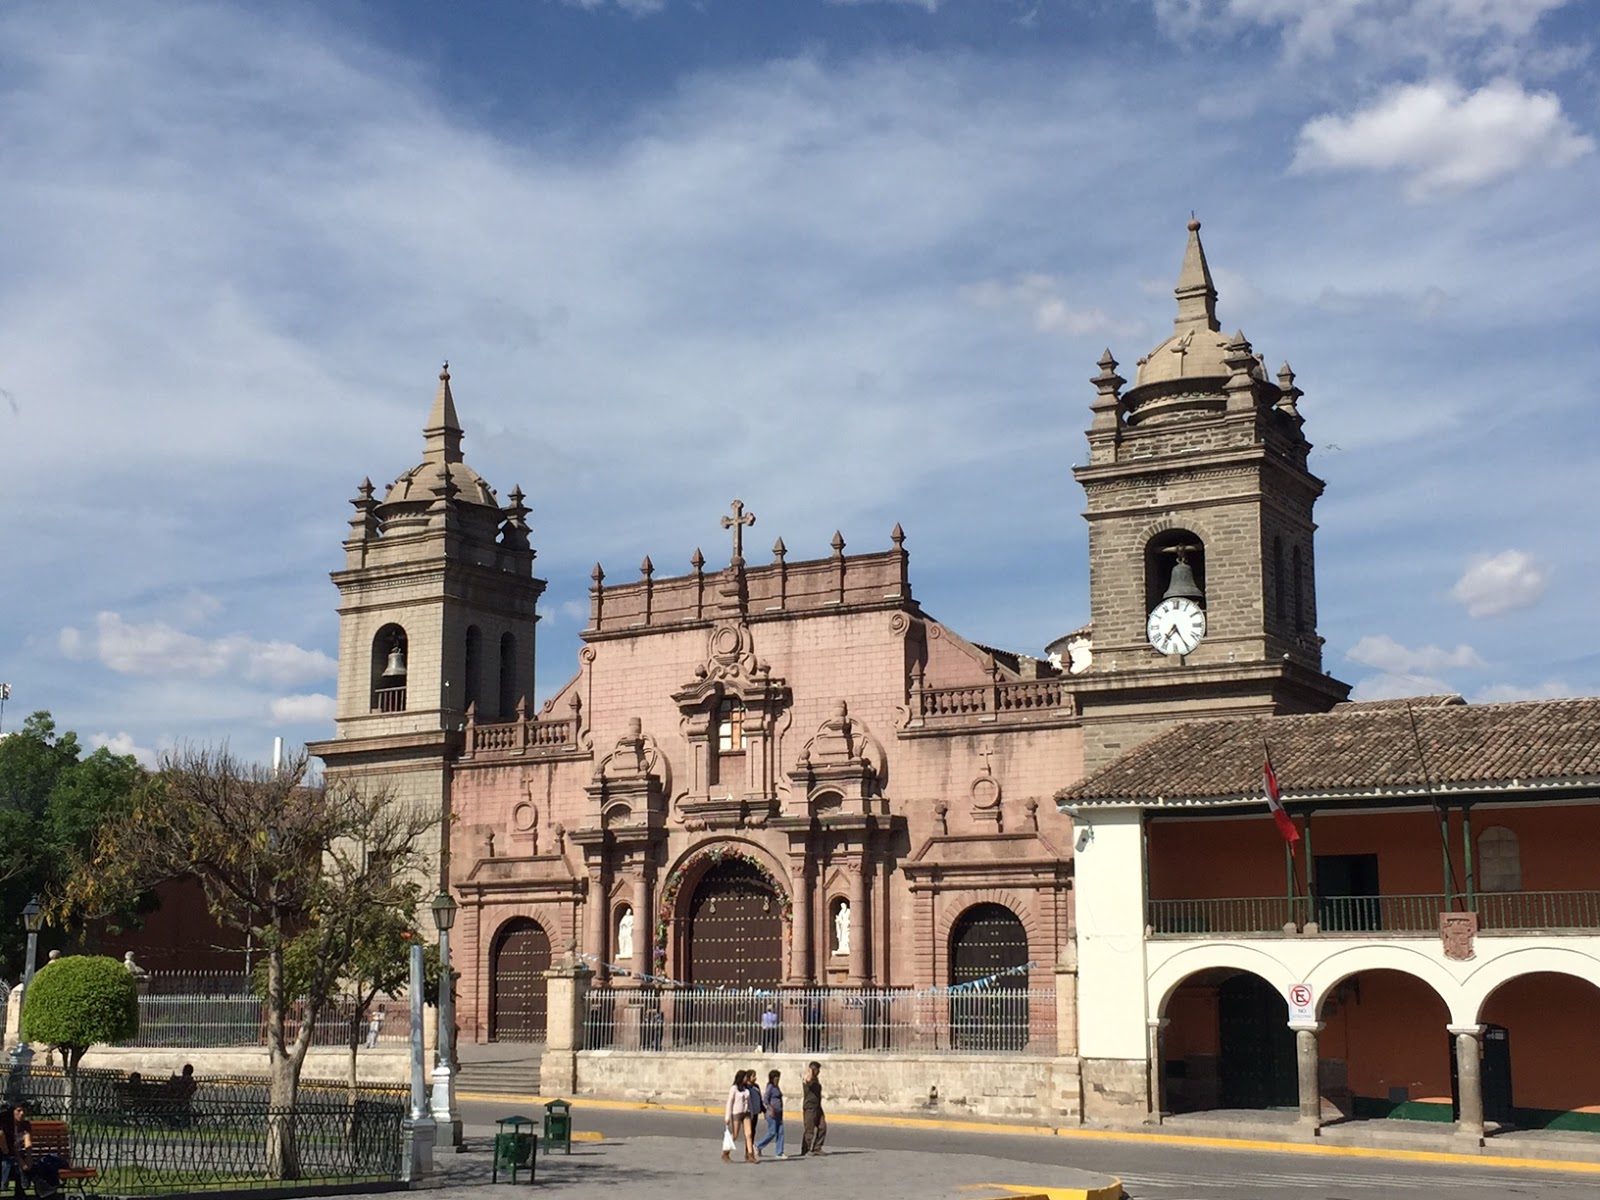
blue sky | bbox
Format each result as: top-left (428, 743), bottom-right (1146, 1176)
top-left (2, 0), bottom-right (1598, 765)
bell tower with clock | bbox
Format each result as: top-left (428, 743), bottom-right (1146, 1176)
top-left (1072, 221), bottom-right (1350, 774)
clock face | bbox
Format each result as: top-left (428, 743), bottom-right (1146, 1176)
top-left (1147, 597), bottom-right (1206, 656)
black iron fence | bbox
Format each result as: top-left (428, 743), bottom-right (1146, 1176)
top-left (582, 985), bottom-right (1056, 1056)
top-left (0, 1068), bottom-right (405, 1194)
top-left (117, 973), bottom-right (414, 1049)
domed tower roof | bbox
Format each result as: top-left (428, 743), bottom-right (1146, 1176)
top-left (1126, 219), bottom-right (1265, 423)
top-left (376, 364), bottom-right (500, 534)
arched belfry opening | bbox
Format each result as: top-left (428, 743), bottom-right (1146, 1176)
top-left (1145, 529), bottom-right (1207, 615)
top-left (370, 623), bottom-right (408, 713)
top-left (464, 625), bottom-right (483, 714)
top-left (498, 632), bottom-right (518, 719)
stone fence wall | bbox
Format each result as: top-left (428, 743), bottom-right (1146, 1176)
top-left (569, 1049), bottom-right (1082, 1123)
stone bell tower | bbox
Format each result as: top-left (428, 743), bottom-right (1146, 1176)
top-left (1072, 221), bottom-right (1348, 774)
top-left (309, 365), bottom-right (546, 887)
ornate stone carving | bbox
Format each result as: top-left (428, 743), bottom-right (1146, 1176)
top-left (1441, 910), bottom-right (1477, 961)
top-left (789, 700), bottom-right (888, 817)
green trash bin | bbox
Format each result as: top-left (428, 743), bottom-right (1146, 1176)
top-left (543, 1099), bottom-right (573, 1155)
top-left (492, 1115), bottom-right (539, 1183)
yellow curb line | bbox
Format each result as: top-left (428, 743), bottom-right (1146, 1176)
top-left (973, 1181), bottom-right (1124, 1200)
top-left (455, 1093), bottom-right (1600, 1176)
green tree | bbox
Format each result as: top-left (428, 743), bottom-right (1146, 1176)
top-left (21, 955), bottom-right (139, 1110)
top-left (65, 745), bottom-right (432, 1177)
top-left (0, 712), bottom-right (143, 967)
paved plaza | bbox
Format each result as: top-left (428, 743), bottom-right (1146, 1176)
top-left (413, 1133), bottom-right (1115, 1200)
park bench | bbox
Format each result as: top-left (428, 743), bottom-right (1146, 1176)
top-left (28, 1120), bottom-right (97, 1197)
top-left (112, 1078), bottom-right (192, 1126)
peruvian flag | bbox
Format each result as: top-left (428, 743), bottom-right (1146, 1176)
top-left (1263, 754), bottom-right (1300, 844)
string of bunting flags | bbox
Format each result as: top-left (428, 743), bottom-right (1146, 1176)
top-left (577, 952), bottom-right (1039, 996)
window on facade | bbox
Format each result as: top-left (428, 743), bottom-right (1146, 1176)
top-left (716, 697), bottom-right (746, 753)
top-left (1478, 826), bottom-right (1522, 893)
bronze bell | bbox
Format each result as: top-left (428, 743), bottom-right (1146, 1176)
top-left (382, 645), bottom-right (408, 677)
top-left (1163, 557), bottom-right (1204, 601)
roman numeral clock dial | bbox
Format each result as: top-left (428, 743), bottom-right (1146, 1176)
top-left (1146, 596), bottom-right (1206, 656)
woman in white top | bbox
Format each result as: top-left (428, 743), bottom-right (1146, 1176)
top-left (723, 1069), bottom-right (752, 1163)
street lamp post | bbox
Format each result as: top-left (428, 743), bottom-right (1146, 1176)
top-left (429, 891), bottom-right (461, 1149)
top-left (400, 940), bottom-right (435, 1182)
top-left (9, 897), bottom-right (42, 1067)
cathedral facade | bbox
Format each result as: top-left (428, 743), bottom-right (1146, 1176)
top-left (311, 220), bottom-right (1347, 1051)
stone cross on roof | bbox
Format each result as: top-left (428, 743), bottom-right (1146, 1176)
top-left (721, 499), bottom-right (756, 565)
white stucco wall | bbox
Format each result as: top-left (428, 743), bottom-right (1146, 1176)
top-left (1073, 808), bottom-right (1149, 1059)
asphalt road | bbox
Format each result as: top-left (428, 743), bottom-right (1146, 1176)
top-left (455, 1096), bottom-right (1600, 1199)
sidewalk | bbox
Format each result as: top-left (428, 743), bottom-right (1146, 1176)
top-left (412, 1135), bottom-right (1119, 1200)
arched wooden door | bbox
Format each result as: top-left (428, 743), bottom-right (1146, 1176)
top-left (490, 918), bottom-right (551, 1042)
top-left (685, 858), bottom-right (783, 987)
top-left (949, 902), bottom-right (1029, 1051)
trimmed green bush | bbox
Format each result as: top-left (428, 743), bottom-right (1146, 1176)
top-left (21, 954), bottom-right (139, 1074)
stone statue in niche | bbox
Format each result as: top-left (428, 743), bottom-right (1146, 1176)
top-left (833, 901), bottom-right (851, 956)
top-left (617, 908), bottom-right (635, 961)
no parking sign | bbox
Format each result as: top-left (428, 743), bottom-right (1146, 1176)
top-left (1288, 982), bottom-right (1315, 1023)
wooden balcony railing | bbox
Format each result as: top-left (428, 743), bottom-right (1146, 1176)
top-left (370, 686), bottom-right (406, 714)
top-left (1148, 891), bottom-right (1600, 937)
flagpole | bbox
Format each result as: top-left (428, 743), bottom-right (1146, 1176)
top-left (1265, 738), bottom-right (1306, 929)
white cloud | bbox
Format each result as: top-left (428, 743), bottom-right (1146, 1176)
top-left (1291, 79), bottom-right (1593, 201)
top-left (60, 612), bottom-right (335, 686)
top-left (1452, 550), bottom-right (1548, 617)
top-left (88, 731), bottom-right (158, 768)
top-left (269, 693), bottom-right (337, 724)
top-left (562, 0), bottom-right (666, 13)
top-left (965, 275), bottom-right (1137, 338)
top-left (1346, 633), bottom-right (1483, 674)
top-left (829, 0), bottom-right (942, 10)
top-left (1473, 678), bottom-right (1578, 702)
top-left (1348, 672), bottom-right (1453, 701)
top-left (1155, 1), bottom-right (1572, 63)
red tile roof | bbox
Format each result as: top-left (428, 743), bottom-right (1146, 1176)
top-left (1058, 696), bottom-right (1600, 806)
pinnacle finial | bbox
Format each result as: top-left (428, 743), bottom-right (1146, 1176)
top-left (640, 555), bottom-right (654, 577)
top-left (830, 530), bottom-right (846, 556)
top-left (591, 562), bottom-right (605, 584)
top-left (891, 522), bottom-right (905, 549)
top-left (690, 547), bottom-right (705, 570)
top-left (1173, 216), bottom-right (1219, 336)
top-left (772, 536), bottom-right (787, 560)
top-left (424, 358), bottom-right (464, 465)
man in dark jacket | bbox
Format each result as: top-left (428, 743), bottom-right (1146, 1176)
top-left (799, 1061), bottom-right (826, 1155)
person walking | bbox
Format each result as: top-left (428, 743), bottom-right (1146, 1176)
top-left (742, 1069), bottom-right (764, 1159)
top-left (755, 1068), bottom-right (786, 1159)
top-left (722, 1070), bottom-right (750, 1163)
top-left (799, 1060), bottom-right (826, 1156)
